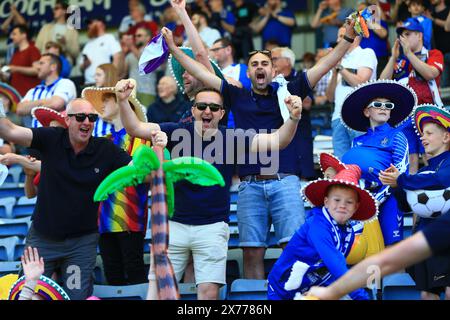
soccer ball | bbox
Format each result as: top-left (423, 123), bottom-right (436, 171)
top-left (405, 188), bottom-right (450, 218)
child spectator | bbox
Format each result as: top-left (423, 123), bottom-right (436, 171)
top-left (407, 0), bottom-right (433, 49)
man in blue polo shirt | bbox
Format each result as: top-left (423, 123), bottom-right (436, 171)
top-left (0, 98), bottom-right (131, 300)
top-left (161, 15), bottom-right (358, 278)
top-left (118, 79), bottom-right (302, 299)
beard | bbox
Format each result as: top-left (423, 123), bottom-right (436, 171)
top-left (87, 25), bottom-right (100, 38)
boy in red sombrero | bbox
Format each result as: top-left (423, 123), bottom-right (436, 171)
top-left (267, 155), bottom-right (377, 300)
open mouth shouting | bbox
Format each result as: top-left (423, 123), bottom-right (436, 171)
top-left (255, 70), bottom-right (267, 86)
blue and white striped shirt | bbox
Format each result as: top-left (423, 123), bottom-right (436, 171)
top-left (92, 118), bottom-right (114, 137)
top-left (22, 77), bottom-right (77, 128)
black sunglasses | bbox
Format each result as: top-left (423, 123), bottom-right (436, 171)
top-left (248, 50), bottom-right (272, 59)
top-left (194, 102), bottom-right (223, 112)
top-left (68, 113), bottom-right (99, 123)
top-left (368, 101), bottom-right (395, 110)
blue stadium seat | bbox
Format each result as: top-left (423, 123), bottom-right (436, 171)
top-left (228, 279), bottom-right (268, 300)
top-left (178, 282), bottom-right (227, 300)
top-left (92, 283), bottom-right (149, 300)
top-left (0, 185), bottom-right (25, 198)
top-left (7, 166), bottom-right (23, 184)
top-left (13, 244), bottom-right (25, 261)
top-left (0, 261), bottom-right (21, 276)
top-left (382, 273), bottom-right (421, 300)
top-left (230, 192), bottom-right (238, 204)
top-left (228, 226), bottom-right (240, 248)
top-left (94, 255), bottom-right (107, 285)
top-left (0, 218), bottom-right (30, 238)
top-left (0, 197), bottom-right (16, 219)
top-left (0, 237), bottom-right (19, 261)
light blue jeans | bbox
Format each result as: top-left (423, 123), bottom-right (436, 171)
top-left (236, 175), bottom-right (305, 247)
top-left (332, 119), bottom-right (362, 159)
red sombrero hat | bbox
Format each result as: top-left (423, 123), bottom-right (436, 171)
top-left (302, 164), bottom-right (378, 221)
top-left (31, 107), bottom-right (67, 128)
top-left (0, 82), bottom-right (22, 113)
top-left (319, 153), bottom-right (348, 174)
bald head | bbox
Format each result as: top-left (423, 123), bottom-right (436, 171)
top-left (66, 98), bottom-right (96, 115)
top-left (158, 76), bottom-right (178, 100)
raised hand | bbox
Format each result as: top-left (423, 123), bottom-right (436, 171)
top-left (344, 16), bottom-right (357, 39)
top-left (170, 0), bottom-right (186, 11)
top-left (379, 164), bottom-right (400, 187)
top-left (285, 95), bottom-right (302, 121)
top-left (151, 130), bottom-right (168, 148)
top-left (392, 39), bottom-right (401, 59)
top-left (161, 27), bottom-right (176, 50)
top-left (115, 79), bottom-right (135, 101)
top-left (21, 247), bottom-right (44, 282)
top-left (398, 35), bottom-right (412, 56)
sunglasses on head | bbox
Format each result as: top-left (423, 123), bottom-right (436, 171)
top-left (194, 102), bottom-right (223, 112)
top-left (248, 50), bottom-right (272, 59)
top-left (368, 101), bottom-right (395, 110)
top-left (67, 113), bottom-right (99, 122)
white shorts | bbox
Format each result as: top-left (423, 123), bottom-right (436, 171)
top-left (168, 220), bottom-right (230, 285)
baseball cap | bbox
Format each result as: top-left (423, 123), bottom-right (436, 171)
top-left (396, 17), bottom-right (424, 35)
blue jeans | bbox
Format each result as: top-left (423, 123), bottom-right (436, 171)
top-left (332, 119), bottom-right (362, 159)
top-left (25, 224), bottom-right (99, 300)
top-left (237, 175), bottom-right (305, 247)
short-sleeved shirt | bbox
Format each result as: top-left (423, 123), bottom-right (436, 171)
top-left (30, 127), bottom-right (131, 240)
top-left (22, 77), bottom-right (77, 128)
top-left (360, 20), bottom-right (389, 58)
top-left (81, 33), bottom-right (121, 84)
top-left (261, 9), bottom-right (296, 47)
top-left (220, 72), bottom-right (313, 176)
top-left (332, 46), bottom-right (377, 121)
top-left (395, 49), bottom-right (444, 105)
top-left (159, 122), bottom-right (255, 225)
top-left (9, 44), bottom-right (41, 96)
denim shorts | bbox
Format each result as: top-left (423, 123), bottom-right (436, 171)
top-left (236, 175), bottom-right (305, 247)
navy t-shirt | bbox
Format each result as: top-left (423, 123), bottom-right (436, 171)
top-left (160, 122), bottom-right (255, 225)
top-left (422, 212), bottom-right (450, 255)
top-left (221, 72), bottom-right (313, 176)
top-left (30, 127), bottom-right (132, 239)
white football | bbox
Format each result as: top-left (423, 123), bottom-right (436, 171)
top-left (405, 188), bottom-right (450, 218)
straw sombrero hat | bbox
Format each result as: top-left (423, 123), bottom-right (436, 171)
top-left (168, 47), bottom-right (224, 94)
top-left (302, 164), bottom-right (378, 221)
top-left (31, 106), bottom-right (67, 128)
top-left (412, 104), bottom-right (450, 136)
top-left (8, 275), bottom-right (70, 300)
top-left (0, 82), bottom-right (22, 113)
top-left (82, 78), bottom-right (147, 122)
top-left (341, 79), bottom-right (417, 132)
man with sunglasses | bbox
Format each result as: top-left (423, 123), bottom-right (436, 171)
top-left (337, 80), bottom-right (416, 247)
top-left (117, 79), bottom-right (302, 299)
top-left (0, 98), bottom-right (139, 299)
top-left (161, 13), bottom-right (359, 279)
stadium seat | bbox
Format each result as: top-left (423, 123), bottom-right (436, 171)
top-left (178, 282), bottom-right (227, 300)
top-left (7, 166), bottom-right (22, 184)
top-left (13, 244), bottom-right (25, 261)
top-left (0, 197), bottom-right (16, 219)
top-left (382, 273), bottom-right (421, 300)
top-left (230, 192), bottom-right (238, 204)
top-left (0, 261), bottom-right (21, 276)
top-left (0, 218), bottom-right (31, 238)
top-left (0, 185), bottom-right (25, 199)
top-left (0, 237), bottom-right (19, 261)
top-left (228, 226), bottom-right (240, 248)
top-left (264, 248), bottom-right (282, 278)
top-left (92, 283), bottom-right (149, 300)
top-left (93, 255), bottom-right (107, 285)
top-left (228, 279), bottom-right (268, 300)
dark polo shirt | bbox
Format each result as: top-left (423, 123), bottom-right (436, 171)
top-left (30, 127), bottom-right (131, 240)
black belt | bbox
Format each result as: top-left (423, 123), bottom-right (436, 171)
top-left (240, 173), bottom-right (294, 182)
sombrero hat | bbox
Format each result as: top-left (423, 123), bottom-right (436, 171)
top-left (31, 106), bottom-right (67, 128)
top-left (82, 78), bottom-right (147, 122)
top-left (341, 79), bottom-right (417, 132)
top-left (0, 82), bottom-right (22, 113)
top-left (319, 152), bottom-right (348, 174)
top-left (302, 164), bottom-right (378, 221)
top-left (168, 47), bottom-right (224, 94)
top-left (8, 275), bottom-right (70, 300)
top-left (412, 104), bottom-right (450, 136)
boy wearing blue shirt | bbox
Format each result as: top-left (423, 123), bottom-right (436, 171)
top-left (339, 80), bottom-right (416, 246)
top-left (267, 160), bottom-right (377, 300)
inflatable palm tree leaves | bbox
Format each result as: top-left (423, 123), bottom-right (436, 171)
top-left (93, 145), bottom-right (225, 217)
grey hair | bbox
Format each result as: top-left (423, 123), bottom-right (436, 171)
top-left (272, 47), bottom-right (296, 68)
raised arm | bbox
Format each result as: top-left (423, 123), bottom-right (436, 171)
top-left (161, 27), bottom-right (222, 90)
top-left (0, 103), bottom-right (33, 147)
top-left (306, 19), bottom-right (357, 87)
top-left (251, 95), bottom-right (302, 152)
top-left (116, 80), bottom-right (160, 140)
top-left (171, 0), bottom-right (214, 74)
top-left (400, 36), bottom-right (441, 81)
